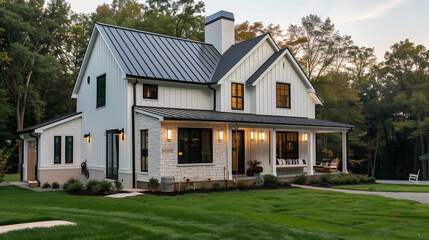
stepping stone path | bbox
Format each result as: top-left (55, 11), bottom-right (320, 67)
top-left (0, 220), bottom-right (75, 234)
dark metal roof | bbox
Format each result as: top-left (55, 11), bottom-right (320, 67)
top-left (210, 34), bottom-right (268, 83)
top-left (18, 112), bottom-right (82, 134)
top-left (96, 22), bottom-right (221, 84)
top-left (205, 11), bottom-right (234, 25)
top-left (246, 48), bottom-right (287, 85)
top-left (135, 106), bottom-right (354, 129)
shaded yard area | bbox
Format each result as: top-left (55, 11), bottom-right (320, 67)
top-left (1, 186), bottom-right (428, 239)
top-left (2, 174), bottom-right (20, 183)
top-left (334, 183), bottom-right (429, 193)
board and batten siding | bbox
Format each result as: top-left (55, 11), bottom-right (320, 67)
top-left (76, 33), bottom-right (131, 176)
top-left (219, 40), bottom-right (275, 113)
top-left (254, 58), bottom-right (316, 118)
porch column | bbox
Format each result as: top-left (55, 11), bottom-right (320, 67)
top-left (342, 131), bottom-right (348, 173)
top-left (271, 129), bottom-right (277, 176)
top-left (227, 125), bottom-right (233, 180)
top-left (308, 130), bottom-right (315, 175)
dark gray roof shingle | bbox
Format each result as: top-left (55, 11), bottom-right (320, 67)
top-left (136, 106), bottom-right (354, 129)
top-left (246, 48), bottom-right (287, 85)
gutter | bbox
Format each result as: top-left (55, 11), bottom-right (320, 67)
top-left (208, 84), bottom-right (216, 111)
top-left (131, 79), bottom-right (138, 188)
top-left (16, 134), bottom-right (24, 182)
top-left (28, 132), bottom-right (40, 187)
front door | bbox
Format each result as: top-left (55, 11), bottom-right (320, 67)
top-left (232, 130), bottom-right (245, 174)
top-left (27, 141), bottom-right (36, 181)
top-left (106, 130), bottom-right (119, 180)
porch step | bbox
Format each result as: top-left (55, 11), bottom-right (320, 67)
top-left (28, 181), bottom-right (39, 188)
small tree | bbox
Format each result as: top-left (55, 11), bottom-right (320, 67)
top-left (0, 148), bottom-right (11, 183)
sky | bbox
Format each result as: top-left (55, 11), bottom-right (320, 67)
top-left (67, 0), bottom-right (429, 61)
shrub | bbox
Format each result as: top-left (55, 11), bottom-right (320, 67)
top-left (63, 178), bottom-right (79, 190)
top-left (246, 160), bottom-right (261, 176)
top-left (331, 176), bottom-right (341, 184)
top-left (211, 182), bottom-right (220, 190)
top-left (114, 180), bottom-right (123, 192)
top-left (320, 173), bottom-right (333, 183)
top-left (368, 177), bottom-right (376, 182)
top-left (0, 148), bottom-right (11, 183)
top-left (351, 175), bottom-right (360, 184)
top-left (148, 178), bottom-right (160, 192)
top-left (42, 182), bottom-right (51, 188)
top-left (91, 180), bottom-right (113, 195)
top-left (309, 177), bottom-right (321, 184)
top-left (263, 174), bottom-right (279, 185)
top-left (294, 174), bottom-right (307, 184)
top-left (67, 182), bottom-right (84, 194)
top-left (237, 182), bottom-right (247, 189)
top-left (356, 174), bottom-right (369, 182)
top-left (52, 182), bottom-right (60, 189)
top-left (254, 175), bottom-right (264, 187)
top-left (85, 180), bottom-right (100, 192)
top-left (246, 168), bottom-right (254, 176)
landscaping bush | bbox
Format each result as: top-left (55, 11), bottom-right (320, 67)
top-left (294, 174), bottom-right (307, 184)
top-left (246, 160), bottom-right (261, 176)
top-left (52, 182), bottom-right (60, 189)
top-left (63, 178), bottom-right (79, 190)
top-left (114, 180), bottom-right (123, 192)
top-left (320, 173), bottom-right (334, 183)
top-left (356, 174), bottom-right (369, 182)
top-left (246, 168), bottom-right (254, 177)
top-left (351, 175), bottom-right (360, 184)
top-left (254, 175), bottom-right (264, 187)
top-left (85, 180), bottom-right (100, 192)
top-left (67, 182), bottom-right (84, 194)
top-left (237, 182), bottom-right (247, 189)
top-left (91, 180), bottom-right (113, 195)
top-left (368, 177), bottom-right (376, 182)
top-left (309, 177), bottom-right (321, 184)
top-left (263, 174), bottom-right (279, 185)
top-left (0, 148), bottom-right (11, 184)
top-left (148, 178), bottom-right (160, 192)
top-left (42, 182), bottom-right (51, 188)
top-left (211, 182), bottom-right (220, 190)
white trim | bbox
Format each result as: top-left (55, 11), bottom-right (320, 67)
top-left (250, 50), bottom-right (288, 86)
top-left (34, 114), bottom-right (82, 134)
top-left (134, 109), bottom-right (164, 121)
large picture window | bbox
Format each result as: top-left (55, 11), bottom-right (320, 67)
top-left (141, 130), bottom-right (148, 172)
top-left (143, 84), bottom-right (158, 99)
top-left (178, 128), bottom-right (212, 164)
top-left (276, 132), bottom-right (298, 159)
top-left (276, 82), bottom-right (290, 108)
top-left (65, 136), bottom-right (73, 163)
top-left (231, 83), bottom-right (244, 110)
top-left (54, 136), bottom-right (61, 164)
top-left (106, 130), bottom-right (119, 179)
top-left (97, 74), bottom-right (106, 108)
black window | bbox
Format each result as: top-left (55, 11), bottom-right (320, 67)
top-left (276, 132), bottom-right (298, 159)
top-left (141, 130), bottom-right (148, 172)
top-left (143, 84), bottom-right (158, 99)
top-left (65, 136), bottom-right (73, 163)
top-left (231, 83), bottom-right (244, 110)
top-left (54, 136), bottom-right (61, 164)
top-left (276, 83), bottom-right (290, 108)
top-left (178, 128), bottom-right (212, 164)
top-left (106, 130), bottom-right (119, 179)
top-left (97, 74), bottom-right (106, 108)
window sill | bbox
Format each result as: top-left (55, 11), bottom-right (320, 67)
top-left (176, 163), bottom-right (215, 167)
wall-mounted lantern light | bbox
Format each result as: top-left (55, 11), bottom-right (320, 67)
top-left (167, 129), bottom-right (172, 140)
top-left (303, 133), bottom-right (308, 142)
top-left (84, 133), bottom-right (91, 143)
top-left (250, 131), bottom-right (254, 140)
top-left (115, 128), bottom-right (124, 140)
top-left (219, 131), bottom-right (223, 141)
top-left (261, 132), bottom-right (265, 141)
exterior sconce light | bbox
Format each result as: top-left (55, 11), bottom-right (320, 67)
top-left (261, 132), bottom-right (265, 141)
top-left (115, 128), bottom-right (124, 140)
top-left (167, 129), bottom-right (172, 140)
top-left (83, 133), bottom-right (90, 143)
top-left (251, 131), bottom-right (254, 140)
top-left (219, 131), bottom-right (223, 141)
top-left (303, 133), bottom-right (308, 142)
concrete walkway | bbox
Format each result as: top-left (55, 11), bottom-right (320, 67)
top-left (292, 184), bottom-right (429, 204)
top-left (0, 220), bottom-right (75, 234)
top-left (376, 180), bottom-right (429, 185)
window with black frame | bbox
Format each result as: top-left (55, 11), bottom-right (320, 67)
top-left (231, 83), bottom-right (244, 110)
top-left (178, 128), bottom-right (212, 164)
top-left (106, 130), bottom-right (119, 179)
top-left (65, 136), bottom-right (73, 163)
top-left (97, 74), bottom-right (106, 108)
top-left (141, 130), bottom-right (148, 172)
top-left (276, 132), bottom-right (298, 159)
top-left (276, 82), bottom-right (290, 108)
top-left (54, 136), bottom-right (61, 164)
top-left (143, 84), bottom-right (158, 99)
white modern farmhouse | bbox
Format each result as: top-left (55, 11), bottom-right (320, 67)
top-left (18, 11), bottom-right (353, 189)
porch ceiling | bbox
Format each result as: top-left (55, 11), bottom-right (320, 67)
top-left (135, 106), bottom-right (354, 129)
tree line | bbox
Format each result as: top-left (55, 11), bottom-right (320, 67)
top-left (1, 0), bottom-right (428, 179)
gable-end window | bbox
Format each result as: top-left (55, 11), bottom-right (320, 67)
top-left (65, 136), bottom-right (73, 163)
top-left (97, 74), bottom-right (106, 108)
top-left (141, 130), bottom-right (148, 172)
top-left (54, 136), bottom-right (61, 164)
top-left (231, 83), bottom-right (244, 110)
top-left (178, 128), bottom-right (212, 164)
top-left (143, 84), bottom-right (158, 99)
top-left (276, 82), bottom-right (290, 108)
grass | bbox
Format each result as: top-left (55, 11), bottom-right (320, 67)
top-left (334, 183), bottom-right (429, 193)
top-left (2, 174), bottom-right (20, 182)
top-left (1, 186), bottom-right (429, 239)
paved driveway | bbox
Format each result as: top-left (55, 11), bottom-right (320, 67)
top-left (293, 184), bottom-right (429, 204)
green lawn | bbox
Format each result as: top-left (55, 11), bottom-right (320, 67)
top-left (2, 174), bottom-right (20, 182)
top-left (334, 183), bottom-right (429, 193)
top-left (1, 186), bottom-right (428, 239)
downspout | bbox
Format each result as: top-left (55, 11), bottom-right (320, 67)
top-left (131, 79), bottom-right (138, 188)
top-left (16, 134), bottom-right (24, 181)
top-left (208, 84), bottom-right (216, 111)
top-left (29, 132), bottom-right (40, 187)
